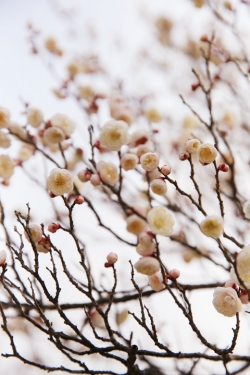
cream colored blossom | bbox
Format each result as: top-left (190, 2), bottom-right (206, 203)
top-left (50, 114), bottom-right (75, 137)
top-left (121, 153), bottom-right (138, 171)
top-left (151, 178), bottom-right (167, 195)
top-left (126, 215), bottom-right (147, 235)
top-left (197, 143), bottom-right (217, 164)
top-left (136, 145), bottom-right (152, 160)
top-left (67, 61), bottom-right (83, 77)
top-left (9, 122), bottom-right (27, 140)
top-left (0, 155), bottom-right (15, 179)
top-left (148, 271), bottom-right (165, 291)
top-left (134, 257), bottom-right (160, 276)
top-left (140, 152), bottom-right (159, 172)
top-left (236, 245), bottom-right (250, 275)
top-left (213, 287), bottom-right (242, 317)
top-left (230, 268), bottom-right (250, 289)
top-left (200, 215), bottom-right (224, 238)
top-left (185, 139), bottom-right (201, 154)
top-left (0, 250), bottom-right (7, 266)
top-left (18, 144), bottom-right (35, 161)
top-left (110, 105), bottom-right (134, 126)
top-left (46, 168), bottom-right (74, 196)
top-left (147, 207), bottom-right (175, 236)
top-left (243, 201), bottom-right (250, 219)
top-left (0, 131), bottom-right (11, 148)
top-left (27, 107), bottom-right (44, 128)
top-left (0, 107), bottom-right (10, 128)
top-left (97, 161), bottom-right (118, 185)
top-left (99, 120), bottom-right (129, 151)
top-left (44, 127), bottom-right (65, 144)
top-left (145, 109), bottom-right (162, 123)
top-left (24, 224), bottom-right (43, 243)
top-left (136, 242), bottom-right (155, 256)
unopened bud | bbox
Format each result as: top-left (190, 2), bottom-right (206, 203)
top-left (191, 82), bottom-right (200, 91)
top-left (179, 153), bottom-right (189, 161)
top-left (74, 195), bottom-right (85, 204)
top-left (169, 269), bottom-right (180, 279)
top-left (49, 191), bottom-right (56, 198)
top-left (90, 174), bottom-right (100, 187)
top-left (161, 165), bottom-right (171, 176)
top-left (48, 222), bottom-right (60, 233)
top-left (106, 252), bottom-right (118, 265)
top-left (200, 34), bottom-right (209, 42)
top-left (218, 163), bottom-right (229, 172)
top-left (78, 170), bottom-right (91, 182)
top-left (104, 262), bottom-right (113, 268)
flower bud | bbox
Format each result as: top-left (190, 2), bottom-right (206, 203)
top-left (140, 152), bottom-right (159, 172)
top-left (25, 224), bottom-right (43, 243)
top-left (136, 242), bottom-right (155, 256)
top-left (37, 237), bottom-right (50, 253)
top-left (0, 250), bottom-right (7, 266)
top-left (138, 231), bottom-right (154, 247)
top-left (106, 252), bottom-right (118, 265)
top-left (126, 215), bottom-right (147, 235)
top-left (200, 215), bottom-right (224, 238)
top-left (90, 174), bottom-right (101, 186)
top-left (169, 269), bottom-right (180, 279)
top-left (48, 222), bottom-right (60, 233)
top-left (150, 178), bottom-right (167, 196)
top-left (99, 120), bottom-right (130, 151)
top-left (78, 170), bottom-right (92, 182)
top-left (74, 195), bottom-right (85, 205)
top-left (97, 161), bottom-right (118, 185)
top-left (179, 153), bottom-right (189, 161)
top-left (218, 163), bottom-right (229, 172)
top-left (47, 168), bottom-right (74, 196)
top-left (43, 126), bottom-right (65, 144)
top-left (185, 139), bottom-right (201, 154)
top-left (197, 143), bottom-right (217, 164)
top-left (134, 257), bottom-right (160, 275)
top-left (120, 153), bottom-right (138, 171)
top-left (161, 165), bottom-right (171, 176)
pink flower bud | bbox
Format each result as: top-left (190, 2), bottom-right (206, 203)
top-left (0, 250), bottom-right (7, 266)
top-left (74, 195), bottom-right (85, 205)
top-left (179, 153), bottom-right (189, 161)
top-left (90, 174), bottom-right (101, 187)
top-left (104, 262), bottom-right (113, 268)
top-left (218, 163), bottom-right (229, 172)
top-left (224, 280), bottom-right (236, 288)
top-left (77, 170), bottom-right (92, 182)
top-left (161, 165), bottom-right (171, 176)
top-left (106, 252), bottom-right (118, 265)
top-left (169, 269), bottom-right (180, 279)
top-left (191, 82), bottom-right (200, 91)
top-left (48, 222), bottom-right (60, 233)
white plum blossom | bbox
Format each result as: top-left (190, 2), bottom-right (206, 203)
top-left (148, 271), bottom-right (165, 291)
top-left (136, 242), bottom-right (155, 256)
top-left (185, 138), bottom-right (201, 154)
top-left (50, 114), bottom-right (75, 137)
top-left (0, 250), bottom-right (7, 266)
top-left (126, 214), bottom-right (147, 235)
top-left (0, 155), bottom-right (15, 179)
top-left (235, 245), bottom-right (250, 275)
top-left (200, 215), bottom-right (224, 238)
top-left (0, 131), bottom-right (11, 149)
top-left (140, 152), bottom-right (159, 172)
top-left (120, 153), bottom-right (138, 171)
top-left (134, 257), bottom-right (160, 275)
top-left (129, 129), bottom-right (150, 148)
top-left (24, 224), bottom-right (43, 243)
top-left (97, 161), bottom-right (119, 185)
top-left (213, 287), bottom-right (242, 317)
top-left (243, 201), bottom-right (250, 219)
top-left (197, 143), bottom-right (217, 164)
top-left (0, 107), bottom-right (10, 128)
top-left (151, 178), bottom-right (167, 195)
top-left (27, 107), bottom-right (44, 128)
top-left (46, 168), bottom-right (74, 196)
top-left (99, 120), bottom-right (130, 151)
top-left (147, 206), bottom-right (175, 236)
top-left (44, 127), bottom-right (65, 144)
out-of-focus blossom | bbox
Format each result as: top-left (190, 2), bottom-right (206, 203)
top-left (151, 178), bottom-right (167, 195)
top-left (0, 107), bottom-right (10, 129)
top-left (0, 155), bottom-right (15, 179)
top-left (44, 127), bottom-right (65, 144)
top-left (145, 109), bottom-right (162, 123)
top-left (97, 161), bottom-right (118, 185)
top-left (120, 153), bottom-right (138, 171)
top-left (129, 129), bottom-right (150, 148)
top-left (99, 120), bottom-right (129, 151)
top-left (27, 107), bottom-right (44, 128)
top-left (50, 114), bottom-right (75, 137)
top-left (126, 214), bottom-right (147, 235)
top-left (24, 224), bottom-right (43, 243)
top-left (0, 131), bottom-right (11, 149)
